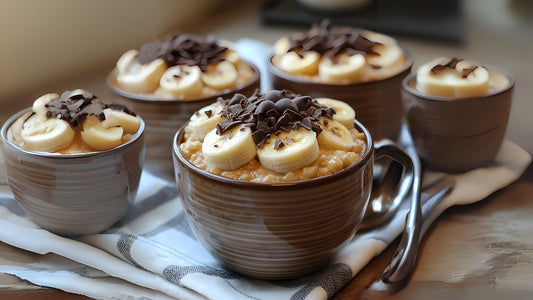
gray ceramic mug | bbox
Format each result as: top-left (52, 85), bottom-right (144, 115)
top-left (1, 108), bottom-right (145, 236)
top-left (173, 118), bottom-right (414, 280)
top-left (401, 69), bottom-right (514, 173)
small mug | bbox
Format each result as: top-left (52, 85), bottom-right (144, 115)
top-left (401, 69), bottom-right (514, 173)
top-left (1, 108), bottom-right (145, 236)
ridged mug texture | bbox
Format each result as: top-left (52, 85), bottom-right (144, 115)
top-left (401, 70), bottom-right (514, 173)
top-left (173, 119), bottom-right (374, 280)
top-left (1, 108), bottom-right (145, 236)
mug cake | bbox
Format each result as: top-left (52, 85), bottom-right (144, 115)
top-left (269, 20), bottom-right (412, 140)
top-left (173, 90), bottom-right (414, 279)
top-left (402, 57), bottom-right (514, 172)
top-left (107, 33), bottom-right (260, 174)
top-left (1, 89), bottom-right (145, 235)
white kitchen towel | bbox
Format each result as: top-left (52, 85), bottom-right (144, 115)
top-left (0, 137), bottom-right (530, 300)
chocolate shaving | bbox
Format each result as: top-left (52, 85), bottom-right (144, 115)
top-left (204, 110), bottom-right (212, 118)
top-left (214, 90), bottom-right (335, 148)
top-left (431, 57), bottom-right (480, 78)
top-left (286, 20), bottom-right (381, 58)
top-left (138, 33), bottom-right (228, 72)
top-left (274, 139), bottom-right (285, 150)
top-left (45, 90), bottom-right (136, 127)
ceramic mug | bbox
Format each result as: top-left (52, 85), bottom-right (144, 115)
top-left (1, 108), bottom-right (145, 236)
top-left (401, 69), bottom-right (514, 173)
top-left (172, 118), bottom-right (413, 280)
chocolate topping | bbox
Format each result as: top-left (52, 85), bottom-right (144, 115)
top-left (286, 20), bottom-right (381, 57)
top-left (214, 90), bottom-right (335, 148)
top-left (431, 57), bottom-right (480, 78)
top-left (45, 90), bottom-right (136, 127)
top-left (138, 34), bottom-right (228, 72)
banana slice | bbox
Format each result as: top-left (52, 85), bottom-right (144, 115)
top-left (81, 115), bottom-right (124, 151)
top-left (215, 40), bottom-right (242, 67)
top-left (101, 108), bottom-right (140, 134)
top-left (202, 125), bottom-right (257, 170)
top-left (32, 93), bottom-right (60, 120)
top-left (189, 102), bottom-right (226, 141)
top-left (318, 53), bottom-right (366, 82)
top-left (201, 61), bottom-right (239, 90)
top-left (277, 51), bottom-right (320, 76)
top-left (116, 49), bottom-right (167, 94)
top-left (20, 115), bottom-right (75, 152)
top-left (273, 36), bottom-right (290, 54)
top-left (224, 49), bottom-right (241, 68)
top-left (317, 118), bottom-right (354, 151)
top-left (315, 98), bottom-right (356, 129)
top-left (160, 65), bottom-right (204, 97)
top-left (416, 57), bottom-right (490, 98)
top-left (365, 43), bottom-right (404, 69)
top-left (257, 128), bottom-right (319, 173)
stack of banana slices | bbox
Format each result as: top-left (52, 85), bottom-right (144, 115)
top-left (115, 37), bottom-right (245, 98)
top-left (416, 57), bottom-right (490, 98)
top-left (273, 28), bottom-right (405, 83)
top-left (185, 91), bottom-right (359, 174)
top-left (18, 90), bottom-right (140, 153)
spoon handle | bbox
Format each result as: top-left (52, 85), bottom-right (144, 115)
top-left (381, 125), bottom-right (422, 284)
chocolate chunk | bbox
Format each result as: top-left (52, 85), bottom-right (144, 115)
top-left (263, 90), bottom-right (285, 102)
top-left (275, 98), bottom-right (298, 114)
top-left (205, 110), bottom-right (212, 118)
top-left (293, 96), bottom-right (312, 111)
top-left (274, 139), bottom-right (285, 150)
top-left (256, 100), bottom-right (277, 115)
top-left (229, 93), bottom-right (247, 106)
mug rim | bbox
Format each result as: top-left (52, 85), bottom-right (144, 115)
top-left (106, 61), bottom-right (261, 104)
top-left (268, 40), bottom-right (414, 88)
top-left (401, 66), bottom-right (516, 102)
top-left (173, 118), bottom-right (374, 188)
top-left (1, 107), bottom-right (146, 159)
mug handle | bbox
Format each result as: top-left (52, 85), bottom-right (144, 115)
top-left (373, 139), bottom-right (415, 221)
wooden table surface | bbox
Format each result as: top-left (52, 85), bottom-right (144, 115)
top-left (1, 1), bottom-right (532, 299)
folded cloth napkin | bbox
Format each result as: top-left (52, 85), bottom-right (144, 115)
top-left (0, 134), bottom-right (530, 300)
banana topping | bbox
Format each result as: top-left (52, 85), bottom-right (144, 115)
top-left (416, 57), bottom-right (490, 98)
top-left (13, 90), bottom-right (140, 153)
top-left (185, 90), bottom-right (362, 174)
top-left (114, 33), bottom-right (253, 98)
top-left (272, 20), bottom-right (406, 83)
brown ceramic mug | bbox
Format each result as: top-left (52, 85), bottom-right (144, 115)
top-left (0, 108), bottom-right (145, 236)
top-left (172, 118), bottom-right (414, 280)
top-left (401, 69), bottom-right (515, 173)
top-left (107, 63), bottom-right (260, 176)
top-left (268, 46), bottom-right (413, 141)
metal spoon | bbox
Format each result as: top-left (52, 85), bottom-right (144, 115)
top-left (359, 157), bottom-right (411, 231)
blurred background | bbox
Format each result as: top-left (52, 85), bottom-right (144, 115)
top-left (1, 0), bottom-right (532, 152)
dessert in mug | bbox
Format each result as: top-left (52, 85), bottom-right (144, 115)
top-left (114, 33), bottom-right (255, 99)
top-left (179, 90), bottom-right (367, 182)
top-left (271, 20), bottom-right (408, 84)
top-left (416, 57), bottom-right (510, 98)
top-left (8, 89), bottom-right (141, 153)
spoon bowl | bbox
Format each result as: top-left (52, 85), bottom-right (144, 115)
top-left (360, 157), bottom-right (412, 231)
